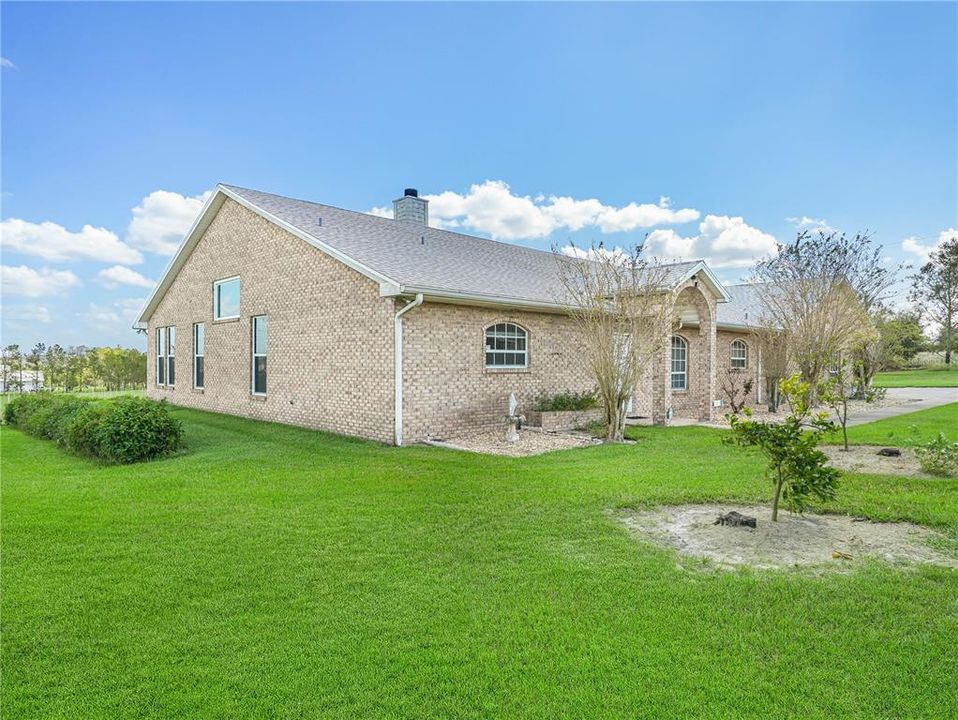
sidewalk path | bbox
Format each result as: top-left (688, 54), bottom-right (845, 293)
top-left (846, 387), bottom-right (958, 427)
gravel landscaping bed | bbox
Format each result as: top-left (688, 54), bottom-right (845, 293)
top-left (429, 429), bottom-right (600, 456)
top-left (614, 503), bottom-right (958, 570)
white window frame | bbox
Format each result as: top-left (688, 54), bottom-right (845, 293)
top-left (166, 326), bottom-right (176, 387)
top-left (193, 322), bottom-right (205, 389)
top-left (671, 336), bottom-right (688, 390)
top-left (213, 276), bottom-right (240, 320)
top-left (730, 339), bottom-right (748, 370)
top-left (251, 315), bottom-right (267, 396)
top-left (484, 322), bottom-right (528, 369)
top-left (156, 327), bottom-right (166, 386)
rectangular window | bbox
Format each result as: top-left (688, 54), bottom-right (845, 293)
top-left (251, 315), bottom-right (267, 395)
top-left (156, 327), bottom-right (166, 385)
top-left (214, 277), bottom-right (240, 320)
top-left (193, 323), bottom-right (205, 389)
top-left (167, 326), bottom-right (176, 386)
top-left (670, 336), bottom-right (688, 390)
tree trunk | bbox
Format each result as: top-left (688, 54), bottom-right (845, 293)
top-left (771, 467), bottom-right (784, 521)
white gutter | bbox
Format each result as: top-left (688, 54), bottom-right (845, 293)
top-left (393, 293), bottom-right (424, 446)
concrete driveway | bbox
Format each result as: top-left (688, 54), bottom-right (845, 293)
top-left (846, 386), bottom-right (958, 427)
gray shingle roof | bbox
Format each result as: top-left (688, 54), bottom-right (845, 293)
top-left (716, 283), bottom-right (767, 328)
top-left (223, 184), bottom-right (706, 307)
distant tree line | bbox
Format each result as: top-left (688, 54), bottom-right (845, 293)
top-left (1, 343), bottom-right (146, 393)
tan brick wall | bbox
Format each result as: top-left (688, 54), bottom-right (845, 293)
top-left (146, 198), bottom-right (395, 443)
top-left (400, 304), bottom-right (597, 441)
top-left (647, 282), bottom-right (718, 422)
top-left (715, 330), bottom-right (763, 409)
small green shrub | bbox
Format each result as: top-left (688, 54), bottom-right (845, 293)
top-left (914, 433), bottom-right (958, 477)
top-left (6, 393), bottom-right (182, 463)
top-left (95, 397), bottom-right (183, 463)
top-left (534, 391), bottom-right (598, 412)
top-left (66, 402), bottom-right (112, 458)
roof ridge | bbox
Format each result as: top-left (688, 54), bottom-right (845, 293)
top-left (219, 183), bottom-right (705, 269)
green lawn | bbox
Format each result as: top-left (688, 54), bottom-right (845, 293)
top-left (836, 402), bottom-right (958, 447)
top-left (873, 366), bottom-right (958, 387)
top-left (3, 404), bottom-right (957, 718)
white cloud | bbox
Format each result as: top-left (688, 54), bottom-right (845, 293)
top-left (82, 298), bottom-right (142, 326)
top-left (126, 190), bottom-right (212, 255)
top-left (0, 57), bottom-right (15, 69)
top-left (630, 215), bottom-right (778, 268)
top-left (83, 302), bottom-right (122, 325)
top-left (114, 297), bottom-right (147, 311)
top-left (0, 218), bottom-right (143, 264)
top-left (371, 180), bottom-right (699, 240)
top-left (1, 304), bottom-right (51, 324)
top-left (902, 228), bottom-right (957, 262)
top-left (559, 244), bottom-right (630, 263)
top-left (1, 265), bottom-right (81, 297)
top-left (645, 228), bottom-right (698, 260)
top-left (786, 215), bottom-right (836, 234)
top-left (700, 215), bottom-right (778, 266)
top-left (96, 265), bottom-right (155, 289)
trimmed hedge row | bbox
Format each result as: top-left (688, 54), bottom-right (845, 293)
top-left (4, 394), bottom-right (183, 463)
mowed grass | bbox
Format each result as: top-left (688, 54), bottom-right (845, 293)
top-left (873, 366), bottom-right (958, 387)
top-left (837, 402), bottom-right (958, 447)
top-left (3, 405), bottom-right (958, 719)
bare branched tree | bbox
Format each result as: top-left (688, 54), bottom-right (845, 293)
top-left (720, 367), bottom-right (753, 415)
top-left (750, 231), bottom-right (899, 395)
top-left (751, 324), bottom-right (790, 412)
top-left (554, 243), bottom-right (679, 441)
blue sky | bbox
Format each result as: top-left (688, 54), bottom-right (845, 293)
top-left (2, 1), bottom-right (956, 349)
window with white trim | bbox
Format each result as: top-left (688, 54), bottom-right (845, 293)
top-left (251, 315), bottom-right (267, 395)
top-left (193, 323), bottom-right (205, 389)
top-left (156, 327), bottom-right (166, 386)
top-left (167, 326), bottom-right (176, 386)
top-left (214, 277), bottom-right (240, 320)
top-left (730, 339), bottom-right (748, 370)
top-left (484, 323), bottom-right (528, 368)
top-left (671, 336), bottom-right (688, 390)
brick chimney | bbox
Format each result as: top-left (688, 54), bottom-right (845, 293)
top-left (393, 188), bottom-right (429, 226)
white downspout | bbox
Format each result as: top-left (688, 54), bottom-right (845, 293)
top-left (394, 293), bottom-right (424, 446)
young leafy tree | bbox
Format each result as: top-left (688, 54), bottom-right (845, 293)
top-left (5, 344), bottom-right (24, 393)
top-left (1, 345), bottom-right (14, 392)
top-left (819, 355), bottom-right (855, 451)
top-left (44, 344), bottom-right (67, 391)
top-left (727, 375), bottom-right (840, 521)
top-left (910, 236), bottom-right (958, 366)
top-left (751, 231), bottom-right (899, 393)
top-left (554, 242), bottom-right (678, 441)
top-left (29, 342), bottom-right (46, 390)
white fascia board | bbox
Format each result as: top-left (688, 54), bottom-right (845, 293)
top-left (218, 185), bottom-right (398, 288)
top-left (677, 261), bottom-right (733, 303)
top-left (134, 184), bottom-right (402, 329)
top-left (399, 285), bottom-right (570, 313)
top-left (134, 190), bottom-right (226, 328)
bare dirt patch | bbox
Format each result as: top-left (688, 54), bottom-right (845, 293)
top-left (822, 445), bottom-right (941, 478)
top-left (615, 503), bottom-right (958, 570)
top-left (428, 429), bottom-right (599, 457)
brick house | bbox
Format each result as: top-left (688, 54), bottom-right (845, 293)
top-left (135, 185), bottom-right (766, 445)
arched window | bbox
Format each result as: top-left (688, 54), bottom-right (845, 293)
top-left (730, 339), bottom-right (748, 370)
top-left (485, 323), bottom-right (528, 368)
top-left (670, 336), bottom-right (688, 390)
